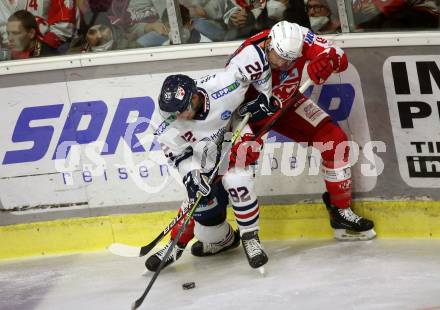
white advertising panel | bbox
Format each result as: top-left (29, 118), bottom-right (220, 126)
top-left (384, 55), bottom-right (440, 188)
top-left (0, 64), bottom-right (377, 210)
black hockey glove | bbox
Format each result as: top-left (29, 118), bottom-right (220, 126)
top-left (238, 93), bottom-right (282, 121)
top-left (183, 170), bottom-right (211, 202)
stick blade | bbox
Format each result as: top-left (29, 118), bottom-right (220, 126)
top-left (108, 243), bottom-right (142, 257)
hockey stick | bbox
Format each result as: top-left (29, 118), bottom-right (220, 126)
top-left (108, 200), bottom-right (192, 257)
top-left (255, 78), bottom-right (313, 140)
top-left (108, 79), bottom-right (313, 258)
top-left (131, 113), bottom-right (251, 310)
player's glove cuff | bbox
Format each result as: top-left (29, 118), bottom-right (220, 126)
top-left (239, 93), bottom-right (281, 121)
top-left (183, 170), bottom-right (211, 201)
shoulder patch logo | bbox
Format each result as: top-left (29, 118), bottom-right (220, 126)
top-left (304, 30), bottom-right (315, 45)
top-left (221, 110), bottom-right (232, 120)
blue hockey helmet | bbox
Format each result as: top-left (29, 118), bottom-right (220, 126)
top-left (158, 74), bottom-right (197, 113)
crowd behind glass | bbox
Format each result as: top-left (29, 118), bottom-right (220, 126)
top-left (0, 0), bottom-right (438, 61)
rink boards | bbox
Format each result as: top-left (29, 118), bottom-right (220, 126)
top-left (0, 32), bottom-right (440, 259)
top-left (2, 201), bottom-right (440, 259)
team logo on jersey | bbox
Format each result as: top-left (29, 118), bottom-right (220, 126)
top-left (175, 86), bottom-right (185, 100)
top-left (211, 81), bottom-right (240, 99)
top-left (304, 103), bottom-right (322, 120)
top-left (154, 115), bottom-right (176, 136)
top-left (304, 30), bottom-right (315, 45)
top-left (280, 71), bottom-right (289, 82)
top-left (296, 101), bottom-right (327, 127)
top-left (221, 110), bottom-right (232, 120)
top-left (255, 72), bottom-right (271, 86)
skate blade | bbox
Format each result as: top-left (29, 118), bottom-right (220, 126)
top-left (258, 266), bottom-right (266, 276)
top-left (334, 228), bottom-right (376, 241)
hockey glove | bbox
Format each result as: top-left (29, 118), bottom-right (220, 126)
top-left (183, 170), bottom-right (211, 201)
top-left (307, 49), bottom-right (338, 85)
top-left (229, 133), bottom-right (263, 168)
top-left (239, 93), bottom-right (282, 121)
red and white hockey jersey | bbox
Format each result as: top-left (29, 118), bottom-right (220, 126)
top-left (0, 0), bottom-right (78, 48)
top-left (227, 24), bottom-right (348, 104)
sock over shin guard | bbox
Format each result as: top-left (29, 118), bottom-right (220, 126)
top-left (313, 122), bottom-right (352, 209)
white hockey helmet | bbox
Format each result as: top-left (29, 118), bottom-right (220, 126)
top-left (268, 21), bottom-right (304, 61)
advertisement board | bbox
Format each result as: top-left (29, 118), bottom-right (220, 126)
top-left (0, 64), bottom-right (376, 211)
top-left (384, 55), bottom-right (440, 188)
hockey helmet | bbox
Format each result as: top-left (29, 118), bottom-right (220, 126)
top-left (158, 74), bottom-right (197, 113)
top-left (268, 21), bottom-right (304, 61)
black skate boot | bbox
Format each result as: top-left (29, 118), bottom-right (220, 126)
top-left (145, 239), bottom-right (186, 272)
top-left (191, 229), bottom-right (240, 257)
top-left (323, 192), bottom-right (376, 241)
top-left (241, 230), bottom-right (268, 269)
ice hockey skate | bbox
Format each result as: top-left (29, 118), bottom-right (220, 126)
top-left (191, 229), bottom-right (240, 257)
top-left (241, 229), bottom-right (268, 270)
top-left (323, 192), bottom-right (376, 241)
top-left (145, 239), bottom-right (186, 272)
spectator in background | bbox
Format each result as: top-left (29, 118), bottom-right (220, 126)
top-left (0, 0), bottom-right (79, 53)
top-left (161, 4), bottom-right (212, 44)
top-left (352, 0), bottom-right (439, 30)
top-left (179, 0), bottom-right (227, 41)
top-left (6, 10), bottom-right (58, 59)
top-left (76, 0), bottom-right (166, 48)
top-left (285, 0), bottom-right (311, 28)
top-left (129, 4), bottom-right (211, 47)
top-left (69, 12), bottom-right (128, 53)
top-left (306, 0), bottom-right (341, 34)
top-left (125, 0), bottom-right (168, 47)
top-left (223, 0), bottom-right (290, 41)
top-left (78, 0), bottom-right (113, 36)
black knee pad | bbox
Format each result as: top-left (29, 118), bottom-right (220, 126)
top-left (193, 182), bottom-right (229, 226)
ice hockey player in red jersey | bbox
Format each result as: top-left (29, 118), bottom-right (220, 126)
top-left (146, 20), bottom-right (376, 273)
top-left (231, 20), bottom-right (376, 241)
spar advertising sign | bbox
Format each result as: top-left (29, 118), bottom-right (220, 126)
top-left (384, 56), bottom-right (440, 188)
top-left (0, 65), bottom-right (379, 211)
top-left (0, 72), bottom-right (184, 210)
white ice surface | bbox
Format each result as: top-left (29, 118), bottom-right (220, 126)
top-left (1, 240), bottom-right (440, 310)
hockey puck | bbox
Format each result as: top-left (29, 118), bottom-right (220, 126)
top-left (182, 282), bottom-right (195, 290)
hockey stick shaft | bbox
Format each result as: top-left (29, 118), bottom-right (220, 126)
top-left (132, 113), bottom-right (251, 309)
top-left (108, 199), bottom-right (192, 258)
